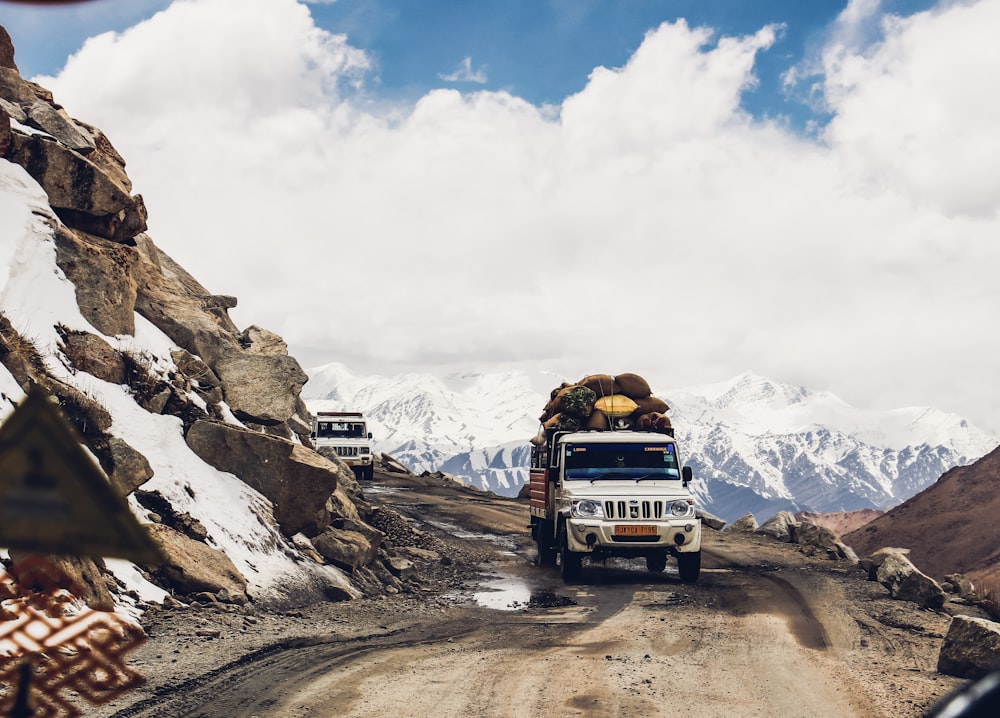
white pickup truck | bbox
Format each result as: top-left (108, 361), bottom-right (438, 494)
top-left (529, 428), bottom-right (701, 583)
top-left (311, 411), bottom-right (375, 480)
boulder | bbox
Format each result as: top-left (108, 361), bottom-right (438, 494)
top-left (6, 131), bottom-right (146, 242)
top-left (384, 555), bottom-right (416, 580)
top-left (239, 325), bottom-right (288, 356)
top-left (145, 524), bottom-right (248, 602)
top-left (215, 352), bottom-right (307, 425)
top-left (790, 521), bottom-right (842, 555)
top-left (943, 573), bottom-right (976, 598)
top-left (58, 328), bottom-right (126, 384)
top-left (24, 101), bottom-right (95, 154)
top-left (107, 437), bottom-right (155, 496)
top-left (312, 523), bottom-right (381, 572)
top-left (53, 226), bottom-right (138, 336)
top-left (871, 548), bottom-right (946, 609)
top-left (756, 511), bottom-right (798, 542)
top-left (696, 509), bottom-right (727, 531)
top-left (7, 552), bottom-right (115, 612)
top-left (1, 24), bottom-right (16, 71)
top-left (723, 512), bottom-right (758, 533)
top-left (184, 419), bottom-right (337, 537)
top-left (937, 615), bottom-right (1000, 679)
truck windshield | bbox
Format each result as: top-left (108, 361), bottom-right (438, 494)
top-left (316, 422), bottom-right (366, 439)
top-left (564, 442), bottom-right (680, 480)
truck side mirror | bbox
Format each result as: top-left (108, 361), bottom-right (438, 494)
top-left (682, 465), bottom-right (692, 487)
top-left (368, 432), bottom-right (373, 439)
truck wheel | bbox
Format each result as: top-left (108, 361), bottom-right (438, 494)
top-left (558, 524), bottom-right (582, 582)
top-left (361, 465), bottom-right (374, 481)
top-left (677, 551), bottom-right (701, 583)
top-left (645, 552), bottom-right (668, 573)
top-left (535, 521), bottom-right (557, 567)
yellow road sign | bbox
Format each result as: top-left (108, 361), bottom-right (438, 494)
top-left (0, 385), bottom-right (164, 564)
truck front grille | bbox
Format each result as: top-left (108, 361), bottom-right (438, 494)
top-left (603, 500), bottom-right (664, 520)
top-left (334, 446), bottom-right (359, 457)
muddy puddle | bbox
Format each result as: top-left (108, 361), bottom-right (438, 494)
top-left (471, 574), bottom-right (577, 611)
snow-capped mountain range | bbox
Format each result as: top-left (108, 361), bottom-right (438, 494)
top-left (303, 363), bottom-right (998, 523)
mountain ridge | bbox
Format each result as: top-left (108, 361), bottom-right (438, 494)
top-left (304, 362), bottom-right (998, 522)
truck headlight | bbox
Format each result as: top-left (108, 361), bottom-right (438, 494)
top-left (669, 500), bottom-right (693, 517)
top-left (571, 499), bottom-right (604, 518)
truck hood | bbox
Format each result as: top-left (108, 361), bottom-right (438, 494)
top-left (560, 480), bottom-right (693, 500)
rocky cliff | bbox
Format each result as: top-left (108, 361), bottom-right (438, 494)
top-left (0, 24), bottom-right (399, 610)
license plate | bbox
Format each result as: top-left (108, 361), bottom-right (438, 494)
top-left (615, 525), bottom-right (657, 536)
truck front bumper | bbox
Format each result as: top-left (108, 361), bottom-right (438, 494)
top-left (564, 517), bottom-right (701, 553)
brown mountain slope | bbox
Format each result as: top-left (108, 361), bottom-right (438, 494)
top-left (796, 509), bottom-right (884, 535)
top-left (844, 444), bottom-right (1000, 588)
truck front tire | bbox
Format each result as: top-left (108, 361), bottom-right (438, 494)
top-left (677, 551), bottom-right (701, 583)
top-left (558, 524), bottom-right (582, 582)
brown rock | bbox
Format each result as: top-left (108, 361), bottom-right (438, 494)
top-left (107, 437), bottom-right (155, 495)
top-left (215, 353), bottom-right (308, 425)
top-left (53, 226), bottom-right (138, 336)
top-left (7, 131), bottom-right (145, 241)
top-left (0, 24), bottom-right (16, 71)
top-left (239, 325), bottom-right (288, 356)
top-left (312, 523), bottom-right (381, 572)
top-left (937, 615), bottom-right (1000, 679)
top-left (7, 552), bottom-right (115, 611)
top-left (58, 328), bottom-right (126, 384)
top-left (145, 524), bottom-right (248, 601)
top-left (24, 101), bottom-right (95, 153)
top-left (723, 512), bottom-right (758, 533)
top-left (184, 419), bottom-right (337, 537)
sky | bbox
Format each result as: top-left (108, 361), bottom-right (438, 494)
top-left (1, 0), bottom-right (998, 434)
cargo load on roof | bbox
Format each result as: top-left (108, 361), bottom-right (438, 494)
top-left (533, 372), bottom-right (672, 444)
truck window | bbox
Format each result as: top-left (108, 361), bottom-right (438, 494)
top-left (564, 443), bottom-right (680, 480)
top-left (316, 422), bottom-right (367, 439)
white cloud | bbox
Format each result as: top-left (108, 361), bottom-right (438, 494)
top-left (439, 56), bottom-right (488, 84)
top-left (37, 0), bottom-right (1000, 433)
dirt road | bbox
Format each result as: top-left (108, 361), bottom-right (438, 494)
top-left (103, 472), bottom-right (971, 718)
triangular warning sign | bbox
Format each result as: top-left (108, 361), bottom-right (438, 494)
top-left (0, 385), bottom-right (164, 564)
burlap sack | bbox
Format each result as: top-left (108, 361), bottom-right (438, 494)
top-left (585, 410), bottom-right (611, 430)
top-left (579, 374), bottom-right (620, 397)
top-left (634, 412), bottom-right (671, 431)
top-left (632, 395), bottom-right (669, 415)
top-left (615, 373), bottom-right (651, 399)
top-left (594, 394), bottom-right (638, 418)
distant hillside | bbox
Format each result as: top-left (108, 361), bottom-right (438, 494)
top-left (843, 446), bottom-right (1000, 588)
top-left (795, 509), bottom-right (884, 536)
